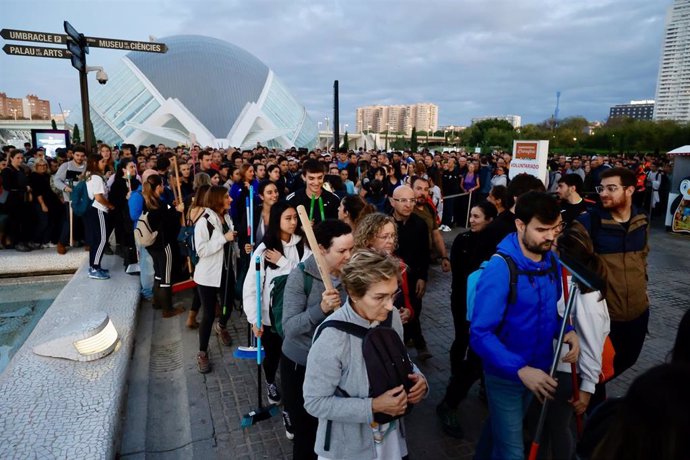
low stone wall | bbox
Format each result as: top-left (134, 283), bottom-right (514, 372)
top-left (0, 256), bottom-right (140, 459)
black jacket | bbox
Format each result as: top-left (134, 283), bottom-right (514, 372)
top-left (392, 212), bottom-right (429, 282)
top-left (286, 187), bottom-right (340, 223)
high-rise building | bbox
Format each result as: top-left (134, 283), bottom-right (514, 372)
top-left (654, 0), bottom-right (690, 122)
top-left (609, 100), bottom-right (655, 120)
top-left (0, 93), bottom-right (50, 120)
top-left (471, 115), bottom-right (521, 128)
top-left (356, 103), bottom-right (438, 134)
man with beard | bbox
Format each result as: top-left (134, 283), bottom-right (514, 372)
top-left (471, 191), bottom-right (578, 459)
top-left (578, 167), bottom-right (649, 396)
top-left (54, 145), bottom-right (87, 254)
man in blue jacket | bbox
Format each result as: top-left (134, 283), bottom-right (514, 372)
top-left (470, 191), bottom-right (579, 460)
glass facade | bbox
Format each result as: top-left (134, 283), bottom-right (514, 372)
top-left (87, 35), bottom-right (317, 149)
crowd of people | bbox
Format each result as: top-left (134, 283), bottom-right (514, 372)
top-left (0, 139), bottom-right (687, 459)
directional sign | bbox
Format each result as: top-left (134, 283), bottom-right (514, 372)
top-left (82, 36), bottom-right (167, 53)
top-left (0, 28), bottom-right (67, 44)
top-left (2, 27), bottom-right (167, 54)
top-left (3, 44), bottom-right (71, 59)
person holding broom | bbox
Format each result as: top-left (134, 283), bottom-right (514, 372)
top-left (280, 219), bottom-right (354, 455)
top-left (193, 185), bottom-right (237, 373)
top-left (242, 202), bottom-right (310, 410)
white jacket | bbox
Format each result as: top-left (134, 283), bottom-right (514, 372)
top-left (556, 276), bottom-right (611, 394)
top-left (193, 209), bottom-right (234, 288)
top-left (243, 234), bottom-right (311, 327)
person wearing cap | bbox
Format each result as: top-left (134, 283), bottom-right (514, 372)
top-left (286, 159), bottom-right (339, 224)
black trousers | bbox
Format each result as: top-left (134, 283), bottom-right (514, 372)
top-left (84, 206), bottom-right (109, 269)
top-left (444, 288), bottom-right (482, 407)
top-left (590, 308), bottom-right (650, 410)
top-left (281, 353), bottom-right (318, 460)
top-left (403, 278), bottom-right (426, 349)
top-left (60, 202), bottom-right (85, 245)
top-left (197, 272), bottom-right (234, 353)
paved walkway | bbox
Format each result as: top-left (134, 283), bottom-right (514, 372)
top-left (119, 226), bottom-right (690, 459)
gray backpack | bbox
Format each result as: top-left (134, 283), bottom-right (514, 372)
top-left (134, 211), bottom-right (158, 247)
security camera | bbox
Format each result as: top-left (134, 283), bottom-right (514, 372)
top-left (96, 69), bottom-right (108, 85)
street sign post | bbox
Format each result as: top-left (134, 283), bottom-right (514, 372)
top-left (2, 22), bottom-right (168, 154)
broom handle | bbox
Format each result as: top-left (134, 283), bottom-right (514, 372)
top-left (529, 283), bottom-right (578, 460)
top-left (561, 267), bottom-right (583, 437)
top-left (171, 156), bottom-right (193, 274)
top-left (296, 205), bottom-right (334, 292)
top-left (255, 255), bottom-right (263, 408)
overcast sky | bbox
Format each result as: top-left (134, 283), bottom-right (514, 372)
top-left (0, 0), bottom-right (672, 129)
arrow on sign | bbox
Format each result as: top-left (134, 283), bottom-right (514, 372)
top-left (3, 44), bottom-right (71, 59)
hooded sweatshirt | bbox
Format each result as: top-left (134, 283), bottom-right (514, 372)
top-left (470, 233), bottom-right (563, 382)
top-left (242, 234), bottom-right (311, 327)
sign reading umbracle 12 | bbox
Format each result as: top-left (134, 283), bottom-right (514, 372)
top-left (509, 140), bottom-right (549, 185)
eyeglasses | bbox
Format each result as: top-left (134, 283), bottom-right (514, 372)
top-left (595, 184), bottom-right (622, 194)
top-left (375, 233), bottom-right (395, 241)
top-left (391, 198), bottom-right (415, 204)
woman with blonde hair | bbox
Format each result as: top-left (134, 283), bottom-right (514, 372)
top-left (353, 213), bottom-right (414, 324)
top-left (304, 249), bottom-right (428, 459)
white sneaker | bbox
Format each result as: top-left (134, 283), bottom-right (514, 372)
top-left (282, 411), bottom-right (294, 440)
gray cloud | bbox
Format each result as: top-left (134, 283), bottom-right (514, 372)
top-left (1, 0), bottom-right (671, 131)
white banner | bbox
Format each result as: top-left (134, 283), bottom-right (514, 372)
top-left (509, 140), bottom-right (549, 184)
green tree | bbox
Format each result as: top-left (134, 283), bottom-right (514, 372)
top-left (410, 127), bottom-right (418, 152)
top-left (72, 124), bottom-right (81, 145)
top-left (342, 131), bottom-right (349, 151)
top-left (51, 119), bottom-right (58, 130)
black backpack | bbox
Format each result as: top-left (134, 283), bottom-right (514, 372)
top-left (313, 312), bottom-right (414, 425)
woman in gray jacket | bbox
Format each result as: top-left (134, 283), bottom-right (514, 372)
top-left (304, 250), bottom-right (428, 459)
top-left (280, 219), bottom-right (354, 457)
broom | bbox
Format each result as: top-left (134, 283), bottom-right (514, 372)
top-left (169, 156), bottom-right (196, 292)
top-left (234, 187), bottom-right (263, 360)
top-left (528, 253), bottom-right (605, 460)
top-left (240, 255), bottom-right (279, 427)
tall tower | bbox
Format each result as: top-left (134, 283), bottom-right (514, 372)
top-left (654, 0), bottom-right (690, 122)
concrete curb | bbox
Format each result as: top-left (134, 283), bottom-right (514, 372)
top-left (0, 255), bottom-right (140, 459)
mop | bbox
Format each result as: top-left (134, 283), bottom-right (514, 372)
top-left (240, 255), bottom-right (279, 427)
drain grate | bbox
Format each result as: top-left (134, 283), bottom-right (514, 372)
top-left (149, 341), bottom-right (183, 372)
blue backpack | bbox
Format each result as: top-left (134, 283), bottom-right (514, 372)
top-left (70, 180), bottom-right (92, 217)
top-left (466, 252), bottom-right (557, 321)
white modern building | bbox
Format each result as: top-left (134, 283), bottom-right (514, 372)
top-left (87, 35), bottom-right (318, 149)
top-left (654, 0), bottom-right (690, 122)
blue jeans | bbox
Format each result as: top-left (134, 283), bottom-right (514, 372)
top-left (475, 373), bottom-right (533, 460)
top-left (136, 241), bottom-right (154, 299)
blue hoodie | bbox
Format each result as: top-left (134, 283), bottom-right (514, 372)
top-left (470, 233), bottom-right (563, 382)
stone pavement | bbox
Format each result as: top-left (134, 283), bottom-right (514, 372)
top-left (119, 226), bottom-right (690, 459)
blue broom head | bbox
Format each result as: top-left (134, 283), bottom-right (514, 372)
top-left (233, 346), bottom-right (265, 360)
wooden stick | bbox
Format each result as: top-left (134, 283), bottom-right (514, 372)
top-left (296, 205), bottom-right (334, 292)
top-left (171, 156), bottom-right (193, 274)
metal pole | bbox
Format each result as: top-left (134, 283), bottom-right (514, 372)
top-left (79, 64), bottom-right (93, 154)
top-left (465, 190), bottom-right (472, 227)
